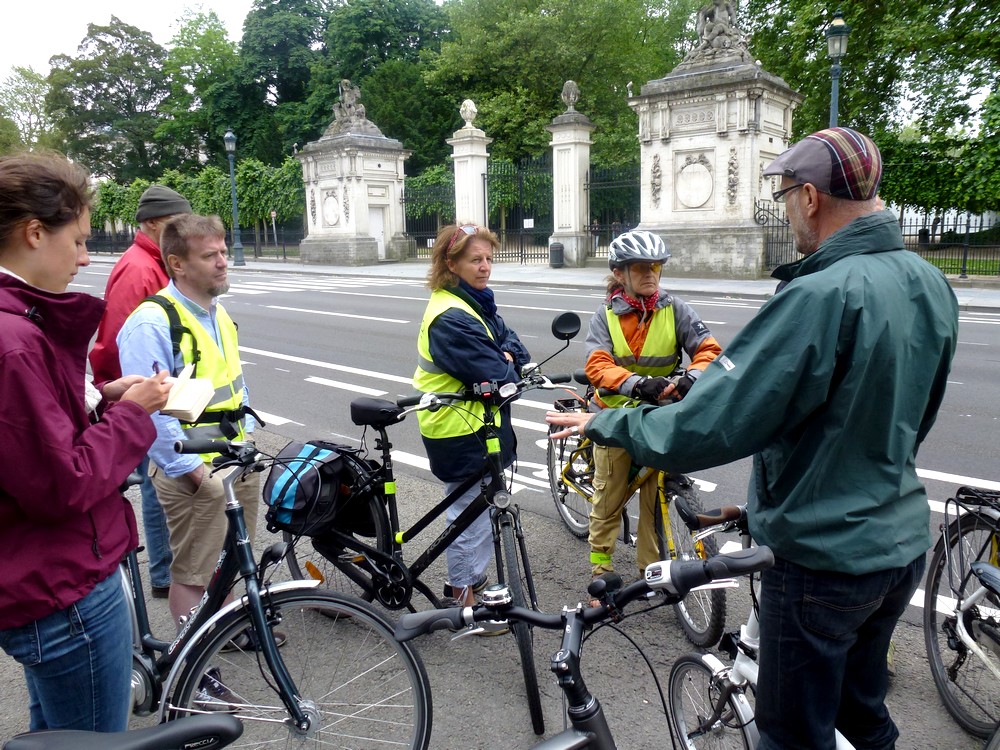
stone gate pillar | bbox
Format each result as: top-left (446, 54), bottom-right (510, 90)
top-left (547, 81), bottom-right (595, 268)
top-left (297, 79), bottom-right (413, 265)
top-left (447, 100), bottom-right (491, 226)
top-left (628, 3), bottom-right (803, 277)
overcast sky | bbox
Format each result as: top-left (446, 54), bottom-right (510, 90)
top-left (1, 0), bottom-right (255, 77)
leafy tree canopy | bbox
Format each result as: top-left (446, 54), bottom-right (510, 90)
top-left (0, 67), bottom-right (54, 149)
top-left (46, 17), bottom-right (173, 181)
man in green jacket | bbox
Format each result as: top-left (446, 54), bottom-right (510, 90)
top-left (548, 127), bottom-right (959, 750)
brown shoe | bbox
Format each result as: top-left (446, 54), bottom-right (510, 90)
top-left (151, 585), bottom-right (171, 599)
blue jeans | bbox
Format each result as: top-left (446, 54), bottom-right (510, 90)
top-left (139, 455), bottom-right (172, 588)
top-left (444, 479), bottom-right (494, 589)
top-left (756, 554), bottom-right (924, 750)
top-left (0, 572), bottom-right (133, 731)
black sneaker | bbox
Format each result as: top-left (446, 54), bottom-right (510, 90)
top-left (195, 667), bottom-right (240, 712)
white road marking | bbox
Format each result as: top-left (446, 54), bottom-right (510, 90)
top-left (266, 305), bottom-right (408, 324)
top-left (241, 346), bottom-right (412, 384)
top-left (305, 376), bottom-right (388, 397)
top-left (252, 410), bottom-right (303, 426)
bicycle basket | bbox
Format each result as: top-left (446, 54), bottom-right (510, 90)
top-left (263, 440), bottom-right (381, 537)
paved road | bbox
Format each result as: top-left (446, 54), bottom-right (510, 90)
top-left (0, 426), bottom-right (982, 748)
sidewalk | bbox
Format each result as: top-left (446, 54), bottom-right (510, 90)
top-left (88, 253), bottom-right (1000, 312)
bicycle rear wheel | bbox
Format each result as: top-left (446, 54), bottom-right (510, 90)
top-left (168, 588), bottom-right (432, 749)
top-left (283, 491), bottom-right (389, 603)
top-left (669, 655), bottom-right (755, 750)
top-left (658, 479), bottom-right (726, 648)
top-left (499, 517), bottom-right (545, 735)
top-left (923, 510), bottom-right (1000, 738)
top-left (546, 425), bottom-right (592, 537)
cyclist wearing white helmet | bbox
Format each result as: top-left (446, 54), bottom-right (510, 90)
top-left (583, 229), bottom-right (721, 583)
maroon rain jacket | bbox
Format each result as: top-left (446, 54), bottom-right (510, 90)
top-left (0, 273), bottom-right (154, 629)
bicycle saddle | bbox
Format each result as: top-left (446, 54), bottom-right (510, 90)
top-left (2, 714), bottom-right (243, 750)
top-left (351, 396), bottom-right (404, 428)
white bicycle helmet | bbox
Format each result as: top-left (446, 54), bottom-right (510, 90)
top-left (608, 230), bottom-right (671, 270)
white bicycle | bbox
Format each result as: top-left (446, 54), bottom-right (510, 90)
top-left (667, 503), bottom-right (856, 749)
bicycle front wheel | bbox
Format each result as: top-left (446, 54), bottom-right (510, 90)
top-left (923, 510), bottom-right (1000, 738)
top-left (168, 588), bottom-right (432, 749)
top-left (283, 490), bottom-right (390, 603)
top-left (659, 480), bottom-right (726, 648)
top-left (546, 425), bottom-right (591, 537)
top-left (499, 518), bottom-right (545, 735)
top-left (669, 655), bottom-right (755, 750)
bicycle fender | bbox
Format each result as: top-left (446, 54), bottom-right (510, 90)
top-left (156, 579), bottom-right (322, 721)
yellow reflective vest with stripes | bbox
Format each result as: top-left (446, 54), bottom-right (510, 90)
top-left (141, 291), bottom-right (246, 462)
top-left (599, 305), bottom-right (679, 409)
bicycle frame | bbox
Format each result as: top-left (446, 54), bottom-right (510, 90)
top-left (682, 521), bottom-right (854, 749)
top-left (938, 497), bottom-right (1000, 683)
top-left (319, 388), bottom-right (537, 610)
top-left (121, 461), bottom-right (323, 728)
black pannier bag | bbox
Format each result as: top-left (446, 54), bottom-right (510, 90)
top-left (263, 440), bottom-right (381, 537)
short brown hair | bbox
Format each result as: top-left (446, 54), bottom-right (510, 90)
top-left (0, 152), bottom-right (92, 252)
top-left (426, 224), bottom-right (500, 290)
top-left (160, 214), bottom-right (226, 278)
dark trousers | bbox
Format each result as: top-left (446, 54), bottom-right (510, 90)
top-left (756, 554), bottom-right (924, 750)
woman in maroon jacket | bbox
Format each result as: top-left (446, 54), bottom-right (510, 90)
top-left (0, 153), bottom-right (170, 732)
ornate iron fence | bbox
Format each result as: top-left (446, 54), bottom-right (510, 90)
top-left (485, 155), bottom-right (553, 263)
top-left (586, 164), bottom-right (641, 260)
top-left (754, 201), bottom-right (998, 276)
top-left (403, 180), bottom-right (456, 259)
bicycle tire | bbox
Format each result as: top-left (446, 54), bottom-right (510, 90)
top-left (986, 725), bottom-right (1000, 750)
top-left (923, 510), bottom-right (1000, 738)
top-left (669, 655), bottom-right (754, 750)
top-left (546, 424), bottom-right (591, 538)
top-left (499, 518), bottom-right (545, 735)
top-left (283, 490), bottom-right (390, 603)
top-left (168, 588), bottom-right (432, 750)
top-left (658, 481), bottom-right (726, 648)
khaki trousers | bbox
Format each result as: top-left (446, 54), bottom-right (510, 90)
top-left (588, 444), bottom-right (659, 576)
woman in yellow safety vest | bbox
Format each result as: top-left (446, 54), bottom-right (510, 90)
top-left (413, 224), bottom-right (530, 606)
top-left (583, 230), bottom-right (721, 584)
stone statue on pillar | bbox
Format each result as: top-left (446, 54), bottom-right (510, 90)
top-left (323, 79), bottom-right (385, 138)
top-left (676, 0), bottom-right (753, 70)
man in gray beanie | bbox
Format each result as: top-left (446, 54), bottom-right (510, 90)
top-left (90, 184), bottom-right (192, 598)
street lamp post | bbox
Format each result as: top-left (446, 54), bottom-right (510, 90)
top-left (825, 10), bottom-right (851, 128)
top-left (223, 128), bottom-right (246, 267)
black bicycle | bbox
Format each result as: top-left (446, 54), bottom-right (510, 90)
top-left (395, 546), bottom-right (774, 750)
top-left (119, 438), bottom-right (432, 749)
top-left (282, 311), bottom-right (582, 736)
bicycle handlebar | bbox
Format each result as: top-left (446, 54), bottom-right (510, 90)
top-left (174, 438), bottom-right (230, 455)
top-left (394, 546), bottom-right (773, 642)
top-left (396, 372), bottom-right (573, 411)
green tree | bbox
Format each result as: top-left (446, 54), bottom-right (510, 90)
top-left (0, 67), bottom-right (53, 149)
top-left (429, 0), bottom-right (702, 163)
top-left (160, 10), bottom-right (241, 170)
top-left (742, 1), bottom-right (999, 141)
top-left (361, 59), bottom-right (455, 174)
top-left (239, 0), bottom-right (328, 161)
top-left (0, 115), bottom-right (22, 154)
top-left (91, 180), bottom-right (129, 229)
top-left (46, 17), bottom-right (173, 181)
top-left (324, 0), bottom-right (447, 83)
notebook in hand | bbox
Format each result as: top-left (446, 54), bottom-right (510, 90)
top-left (161, 363), bottom-right (214, 421)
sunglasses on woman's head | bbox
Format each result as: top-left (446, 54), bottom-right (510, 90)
top-left (446, 224), bottom-right (479, 252)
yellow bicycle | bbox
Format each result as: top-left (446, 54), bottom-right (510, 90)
top-left (546, 374), bottom-right (726, 648)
